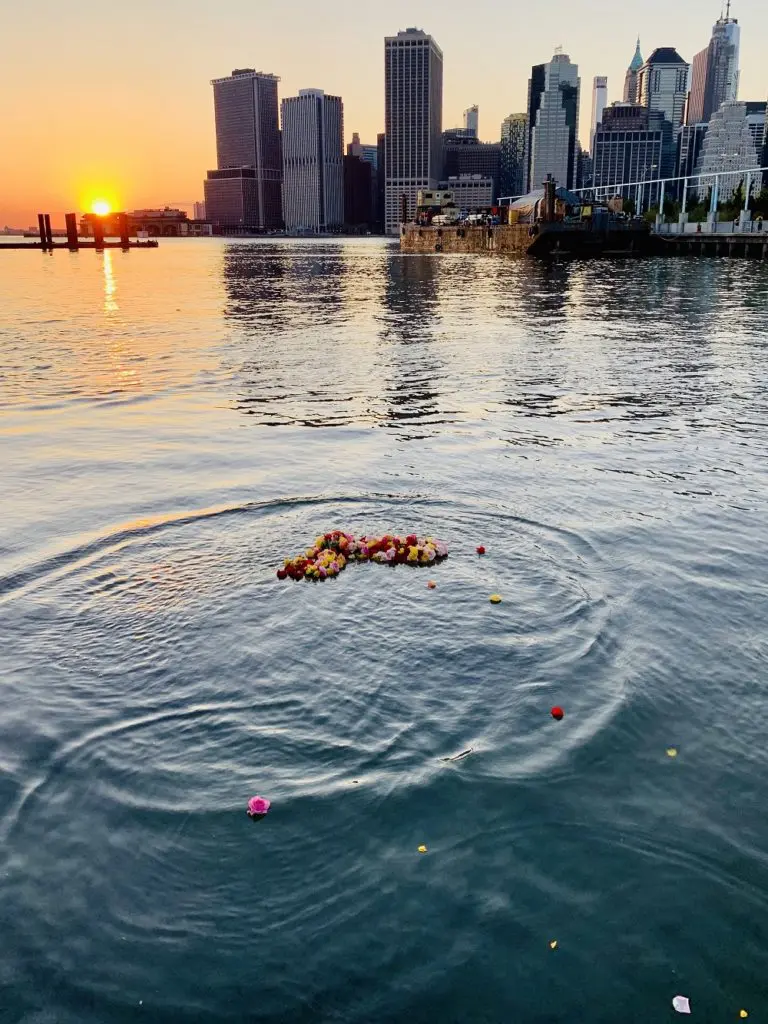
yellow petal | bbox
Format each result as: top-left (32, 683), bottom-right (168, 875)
top-left (549, 940), bottom-right (558, 949)
top-left (418, 845), bottom-right (427, 853)
top-left (667, 748), bottom-right (678, 758)
top-left (490, 594), bottom-right (502, 604)
top-left (739, 1011), bottom-right (748, 1019)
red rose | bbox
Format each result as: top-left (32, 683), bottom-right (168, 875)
top-left (276, 568), bottom-right (287, 580)
top-left (551, 707), bottom-right (565, 721)
top-left (477, 545), bottom-right (486, 555)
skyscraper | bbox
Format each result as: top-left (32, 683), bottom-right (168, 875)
top-left (527, 52), bottom-right (580, 191)
top-left (463, 105), bottom-right (479, 138)
top-left (384, 28), bottom-right (443, 234)
top-left (525, 64), bottom-right (546, 190)
top-left (499, 113), bottom-right (528, 197)
top-left (687, 9), bottom-right (740, 125)
top-left (204, 69), bottom-right (283, 231)
top-left (694, 100), bottom-right (766, 201)
top-left (623, 39), bottom-right (644, 103)
top-left (592, 102), bottom-right (667, 209)
top-left (637, 48), bottom-right (690, 178)
top-left (590, 76), bottom-right (608, 154)
top-left (281, 89), bottom-right (344, 233)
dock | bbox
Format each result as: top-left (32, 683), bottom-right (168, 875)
top-left (0, 212), bottom-right (159, 252)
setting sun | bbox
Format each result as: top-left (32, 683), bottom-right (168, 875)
top-left (91, 199), bottom-right (111, 216)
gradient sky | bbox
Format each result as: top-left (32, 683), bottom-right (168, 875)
top-left (2, 0), bottom-right (766, 226)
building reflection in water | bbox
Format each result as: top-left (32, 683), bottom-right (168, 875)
top-left (377, 253), bottom-right (450, 437)
top-left (224, 239), bottom-right (390, 428)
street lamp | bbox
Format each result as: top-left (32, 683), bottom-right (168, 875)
top-left (638, 164), bottom-right (658, 215)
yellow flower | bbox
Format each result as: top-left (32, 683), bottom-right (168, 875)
top-left (418, 844), bottom-right (427, 853)
top-left (490, 594), bottom-right (502, 604)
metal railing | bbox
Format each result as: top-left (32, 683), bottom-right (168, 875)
top-left (499, 165), bottom-right (768, 219)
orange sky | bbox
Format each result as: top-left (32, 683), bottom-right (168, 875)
top-left (2, 0), bottom-right (766, 227)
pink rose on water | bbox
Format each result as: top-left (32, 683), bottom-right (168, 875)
top-left (247, 796), bottom-right (271, 818)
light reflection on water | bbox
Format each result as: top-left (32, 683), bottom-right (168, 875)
top-left (1, 239), bottom-right (768, 1023)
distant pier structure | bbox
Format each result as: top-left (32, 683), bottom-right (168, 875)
top-left (0, 212), bottom-right (160, 251)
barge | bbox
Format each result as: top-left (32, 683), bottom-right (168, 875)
top-left (401, 177), bottom-right (656, 258)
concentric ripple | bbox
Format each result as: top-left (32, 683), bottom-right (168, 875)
top-left (2, 241), bottom-right (768, 1023)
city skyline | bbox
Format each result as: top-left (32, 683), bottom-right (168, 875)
top-left (2, 0), bottom-right (768, 226)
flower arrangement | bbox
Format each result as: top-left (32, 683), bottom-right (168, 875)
top-left (277, 531), bottom-right (449, 581)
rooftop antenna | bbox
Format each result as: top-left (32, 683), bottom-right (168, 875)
top-left (725, 0), bottom-right (731, 17)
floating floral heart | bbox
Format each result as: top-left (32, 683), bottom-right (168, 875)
top-left (277, 531), bottom-right (448, 581)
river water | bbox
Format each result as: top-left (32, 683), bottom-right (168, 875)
top-left (1, 238), bottom-right (767, 1023)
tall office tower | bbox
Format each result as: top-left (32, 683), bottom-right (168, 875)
top-left (343, 155), bottom-right (373, 228)
top-left (694, 100), bottom-right (766, 201)
top-left (687, 9), bottom-right (740, 125)
top-left (637, 48), bottom-right (690, 177)
top-left (281, 89), bottom-right (344, 233)
top-left (204, 68), bottom-right (283, 231)
top-left (623, 38), bottom-right (643, 103)
top-left (525, 63), bottom-right (546, 190)
top-left (677, 122), bottom-right (709, 190)
top-left (463, 104), bottom-right (479, 138)
top-left (527, 52), bottom-right (580, 191)
top-left (590, 76), bottom-right (608, 153)
top-left (499, 112), bottom-right (528, 197)
top-left (384, 27), bottom-right (443, 234)
top-left (687, 48), bottom-right (710, 124)
top-left (376, 133), bottom-right (386, 231)
top-left (592, 102), bottom-right (668, 209)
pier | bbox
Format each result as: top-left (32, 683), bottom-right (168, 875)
top-left (0, 212), bottom-right (159, 251)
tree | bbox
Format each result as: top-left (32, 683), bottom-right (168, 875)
top-left (752, 188), bottom-right (768, 218)
top-left (622, 197), bottom-right (636, 216)
top-left (663, 197), bottom-right (680, 221)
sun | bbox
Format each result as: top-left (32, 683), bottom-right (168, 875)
top-left (91, 199), bottom-right (111, 216)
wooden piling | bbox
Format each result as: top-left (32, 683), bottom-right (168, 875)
top-left (93, 217), bottom-right (105, 249)
top-left (117, 213), bottom-right (129, 247)
top-left (43, 214), bottom-right (53, 248)
top-left (65, 213), bottom-right (79, 249)
top-left (37, 214), bottom-right (47, 249)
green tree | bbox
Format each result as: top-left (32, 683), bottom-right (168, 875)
top-left (622, 197), bottom-right (636, 216)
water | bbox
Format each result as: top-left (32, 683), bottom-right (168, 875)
top-left (1, 239), bottom-right (768, 1023)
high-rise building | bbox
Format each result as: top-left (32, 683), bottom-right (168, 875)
top-left (384, 27), bottom-right (443, 234)
top-left (637, 48), bottom-right (690, 178)
top-left (623, 39), bottom-right (644, 103)
top-left (694, 100), bottom-right (766, 200)
top-left (687, 10), bottom-right (740, 125)
top-left (204, 69), bottom-right (283, 231)
top-left (281, 89), bottom-right (344, 233)
top-left (590, 76), bottom-right (608, 154)
top-left (500, 113), bottom-right (528, 198)
top-left (441, 133), bottom-right (501, 199)
top-left (463, 105), bottom-right (479, 138)
top-left (376, 133), bottom-right (386, 231)
top-left (193, 201), bottom-right (206, 220)
top-left (677, 123), bottom-right (708, 186)
top-left (687, 48), bottom-right (710, 125)
top-left (344, 155), bottom-right (373, 228)
top-left (525, 64), bottom-right (546, 190)
top-left (527, 52), bottom-right (580, 191)
top-left (592, 102), bottom-right (667, 209)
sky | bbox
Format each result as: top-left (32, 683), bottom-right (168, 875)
top-left (2, 0), bottom-right (767, 226)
